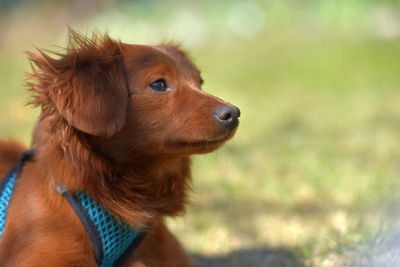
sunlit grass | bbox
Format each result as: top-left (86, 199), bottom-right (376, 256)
top-left (167, 37), bottom-right (400, 265)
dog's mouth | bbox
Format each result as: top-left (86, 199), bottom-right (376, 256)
top-left (166, 137), bottom-right (229, 148)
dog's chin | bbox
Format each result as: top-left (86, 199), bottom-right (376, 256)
top-left (165, 134), bottom-right (233, 154)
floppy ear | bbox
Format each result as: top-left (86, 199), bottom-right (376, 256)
top-left (27, 29), bottom-right (128, 137)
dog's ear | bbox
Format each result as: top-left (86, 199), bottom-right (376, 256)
top-left (27, 29), bottom-right (128, 137)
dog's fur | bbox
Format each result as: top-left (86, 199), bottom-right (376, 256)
top-left (0, 30), bottom-right (239, 266)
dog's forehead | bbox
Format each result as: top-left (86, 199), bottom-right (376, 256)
top-left (157, 46), bottom-right (195, 66)
top-left (154, 45), bottom-right (201, 78)
top-left (121, 43), bottom-right (200, 77)
top-left (121, 44), bottom-right (170, 66)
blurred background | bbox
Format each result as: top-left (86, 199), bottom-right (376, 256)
top-left (1, 0), bottom-right (400, 266)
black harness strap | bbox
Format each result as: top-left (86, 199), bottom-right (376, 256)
top-left (0, 150), bottom-right (35, 239)
top-left (113, 230), bottom-right (148, 266)
top-left (1, 150), bottom-right (147, 267)
top-left (59, 189), bottom-right (148, 267)
top-left (0, 149), bottom-right (35, 194)
top-left (57, 187), bottom-right (104, 265)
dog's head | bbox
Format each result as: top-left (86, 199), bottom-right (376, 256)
top-left (28, 30), bottom-right (240, 162)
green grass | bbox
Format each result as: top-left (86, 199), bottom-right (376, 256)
top-left (0, 51), bottom-right (39, 143)
top-left (168, 37), bottom-right (400, 265)
top-left (1, 1), bottom-right (400, 266)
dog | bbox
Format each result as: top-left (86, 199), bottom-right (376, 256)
top-left (0, 29), bottom-right (240, 266)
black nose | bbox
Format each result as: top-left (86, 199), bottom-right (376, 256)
top-left (213, 105), bottom-right (241, 130)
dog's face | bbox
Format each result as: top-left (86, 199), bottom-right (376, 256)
top-left (29, 31), bottom-right (239, 161)
top-left (111, 44), bottom-right (240, 156)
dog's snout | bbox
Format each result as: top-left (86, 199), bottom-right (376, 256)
top-left (213, 105), bottom-right (240, 130)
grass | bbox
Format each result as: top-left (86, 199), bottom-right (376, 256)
top-left (168, 37), bottom-right (400, 265)
top-left (1, 1), bottom-right (400, 266)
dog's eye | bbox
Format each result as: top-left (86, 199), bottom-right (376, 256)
top-left (149, 79), bottom-right (168, 92)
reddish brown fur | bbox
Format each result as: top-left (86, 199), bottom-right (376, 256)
top-left (0, 29), bottom-right (239, 266)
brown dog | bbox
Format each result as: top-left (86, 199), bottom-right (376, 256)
top-left (0, 30), bottom-right (240, 266)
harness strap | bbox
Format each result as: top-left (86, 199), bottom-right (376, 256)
top-left (0, 150), bottom-right (147, 267)
top-left (59, 190), bottom-right (148, 267)
top-left (0, 150), bottom-right (35, 238)
top-left (59, 188), bottom-right (104, 263)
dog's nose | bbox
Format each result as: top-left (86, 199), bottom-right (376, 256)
top-left (213, 105), bottom-right (241, 130)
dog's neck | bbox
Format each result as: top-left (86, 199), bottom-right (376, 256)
top-left (36, 133), bottom-right (191, 226)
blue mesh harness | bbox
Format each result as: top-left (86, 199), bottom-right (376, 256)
top-left (0, 150), bottom-right (34, 238)
top-left (0, 150), bottom-right (147, 267)
top-left (60, 189), bottom-right (147, 267)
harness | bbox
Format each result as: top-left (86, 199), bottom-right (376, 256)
top-left (0, 150), bottom-right (147, 267)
